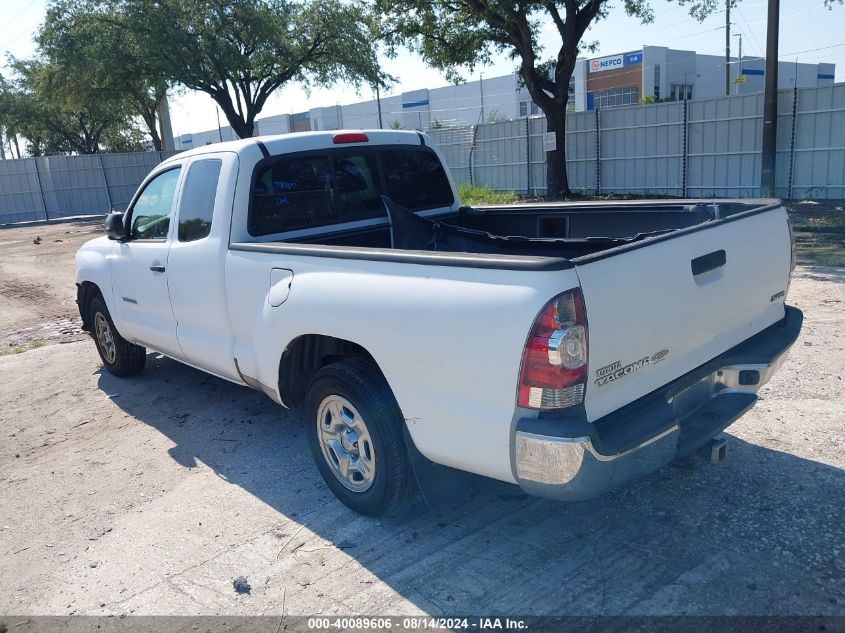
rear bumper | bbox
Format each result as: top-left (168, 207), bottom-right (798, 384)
top-left (514, 305), bottom-right (803, 501)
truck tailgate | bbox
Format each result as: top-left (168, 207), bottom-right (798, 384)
top-left (575, 204), bottom-right (793, 422)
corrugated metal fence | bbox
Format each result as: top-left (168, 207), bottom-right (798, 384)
top-left (1, 83), bottom-right (842, 225)
top-left (0, 151), bottom-right (180, 224)
top-left (430, 82), bottom-right (845, 199)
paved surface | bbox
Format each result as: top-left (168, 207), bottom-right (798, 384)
top-left (0, 219), bottom-right (843, 616)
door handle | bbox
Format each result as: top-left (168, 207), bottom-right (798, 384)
top-left (691, 250), bottom-right (726, 276)
top-left (149, 265), bottom-right (166, 273)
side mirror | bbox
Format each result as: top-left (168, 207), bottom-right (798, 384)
top-left (105, 212), bottom-right (126, 241)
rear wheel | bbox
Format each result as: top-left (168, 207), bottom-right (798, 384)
top-left (89, 295), bottom-right (146, 377)
top-left (305, 358), bottom-right (417, 516)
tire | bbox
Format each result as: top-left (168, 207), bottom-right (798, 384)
top-left (89, 295), bottom-right (146, 377)
top-left (305, 358), bottom-right (418, 516)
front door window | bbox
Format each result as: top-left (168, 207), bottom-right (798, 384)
top-left (129, 168), bottom-right (182, 240)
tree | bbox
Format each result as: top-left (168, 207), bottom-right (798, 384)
top-left (377, 0), bottom-right (656, 198)
top-left (380, 0), bottom-right (843, 197)
top-left (37, 0), bottom-right (172, 150)
top-left (4, 57), bottom-right (142, 155)
top-left (123, 0), bottom-right (386, 139)
top-left (0, 75), bottom-right (21, 157)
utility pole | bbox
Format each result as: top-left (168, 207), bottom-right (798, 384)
top-left (479, 73), bottom-right (485, 122)
top-left (725, 0), bottom-right (731, 96)
top-left (376, 85), bottom-right (383, 129)
top-left (734, 33), bottom-right (743, 94)
top-left (157, 93), bottom-right (175, 151)
top-left (216, 107), bottom-right (223, 142)
top-left (761, 0), bottom-right (780, 198)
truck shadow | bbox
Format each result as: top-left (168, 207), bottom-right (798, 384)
top-left (98, 354), bottom-right (844, 616)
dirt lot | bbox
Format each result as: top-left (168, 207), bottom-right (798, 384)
top-left (0, 221), bottom-right (100, 353)
top-left (0, 219), bottom-right (843, 617)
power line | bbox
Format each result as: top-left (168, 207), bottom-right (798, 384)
top-left (6, 0), bottom-right (39, 28)
top-left (780, 41), bottom-right (845, 57)
top-left (735, 6), bottom-right (765, 57)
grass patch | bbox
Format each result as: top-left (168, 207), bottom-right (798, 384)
top-left (2, 339), bottom-right (46, 356)
top-left (787, 202), bottom-right (845, 268)
top-left (457, 183), bottom-right (518, 206)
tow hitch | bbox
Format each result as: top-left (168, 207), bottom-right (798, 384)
top-left (701, 435), bottom-right (728, 464)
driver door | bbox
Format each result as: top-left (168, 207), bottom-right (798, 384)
top-left (109, 165), bottom-right (184, 359)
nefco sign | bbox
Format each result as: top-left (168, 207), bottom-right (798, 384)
top-left (589, 54), bottom-right (624, 73)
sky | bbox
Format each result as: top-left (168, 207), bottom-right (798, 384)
top-left (2, 0), bottom-right (844, 138)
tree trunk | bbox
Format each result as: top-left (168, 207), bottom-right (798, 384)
top-left (543, 106), bottom-right (570, 199)
top-left (143, 111), bottom-right (162, 151)
top-left (215, 95), bottom-right (255, 139)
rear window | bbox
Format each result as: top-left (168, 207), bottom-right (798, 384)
top-left (332, 153), bottom-right (383, 220)
top-left (248, 146), bottom-right (454, 237)
top-left (382, 149), bottom-right (454, 211)
top-left (250, 155), bottom-right (335, 236)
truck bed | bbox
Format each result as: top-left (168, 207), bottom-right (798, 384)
top-left (287, 199), bottom-right (768, 262)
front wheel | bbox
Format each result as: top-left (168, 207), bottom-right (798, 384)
top-left (305, 358), bottom-right (418, 516)
top-left (89, 295), bottom-right (146, 377)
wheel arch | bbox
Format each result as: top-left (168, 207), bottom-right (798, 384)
top-left (278, 334), bottom-right (379, 409)
top-left (76, 281), bottom-right (103, 333)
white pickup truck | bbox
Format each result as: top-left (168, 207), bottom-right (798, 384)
top-left (76, 130), bottom-right (802, 516)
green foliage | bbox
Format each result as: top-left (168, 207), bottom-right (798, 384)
top-left (375, 0), bottom-right (745, 197)
top-left (2, 57), bottom-right (142, 155)
top-left (37, 0), bottom-right (171, 149)
top-left (388, 120), bottom-right (403, 129)
top-left (1, 339), bottom-right (46, 356)
top-left (457, 183), bottom-right (517, 205)
top-left (122, 0), bottom-right (386, 138)
top-left (640, 95), bottom-right (657, 105)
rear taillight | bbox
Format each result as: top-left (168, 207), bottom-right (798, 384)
top-left (517, 288), bottom-right (588, 410)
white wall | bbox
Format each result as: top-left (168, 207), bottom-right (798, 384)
top-left (255, 114), bottom-right (291, 135)
top-left (572, 60), bottom-right (588, 111)
top-left (642, 46), bottom-right (669, 100)
top-left (666, 48), bottom-right (697, 97)
top-left (177, 54), bottom-right (835, 142)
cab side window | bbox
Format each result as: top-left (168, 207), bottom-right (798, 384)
top-left (130, 167), bottom-right (181, 240)
top-left (178, 159), bottom-right (222, 242)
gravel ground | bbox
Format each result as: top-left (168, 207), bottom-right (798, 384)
top-left (0, 220), bottom-right (843, 617)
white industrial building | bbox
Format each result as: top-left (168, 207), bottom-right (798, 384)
top-left (177, 45), bottom-right (836, 149)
